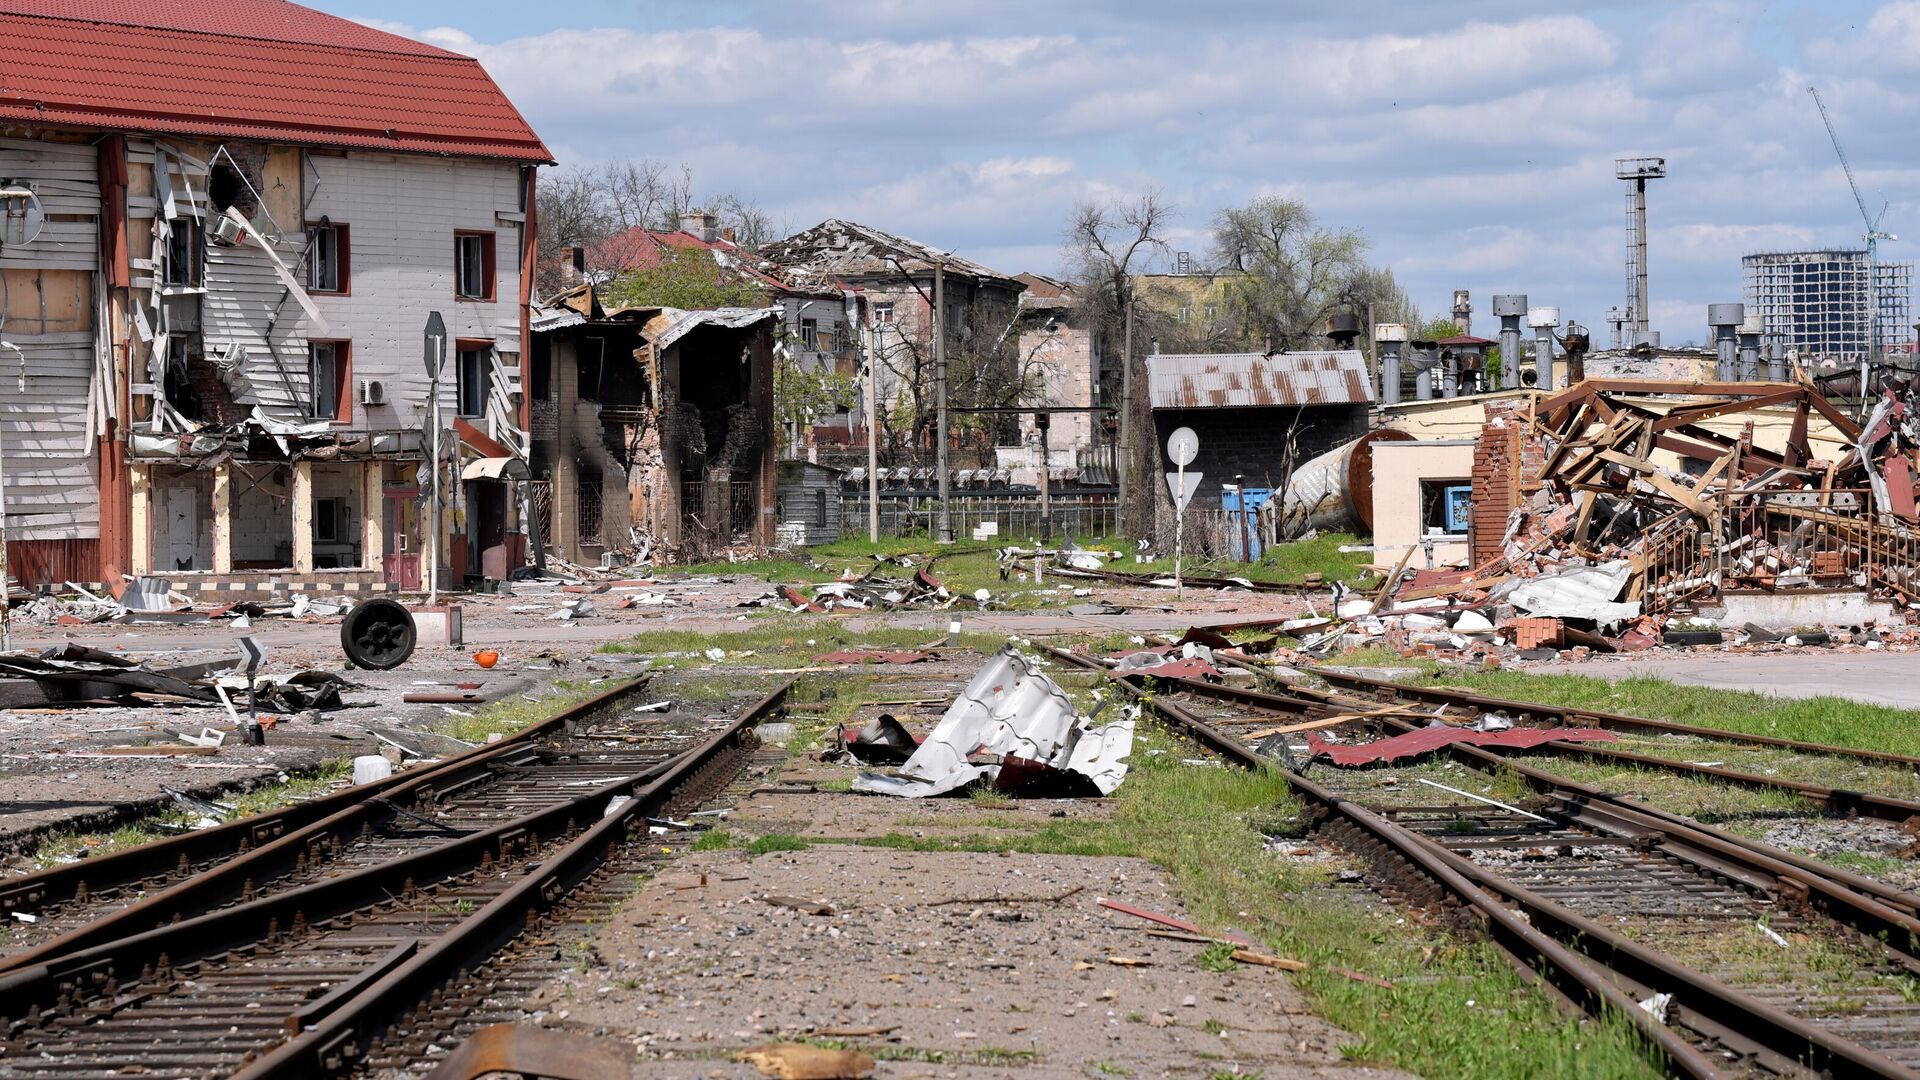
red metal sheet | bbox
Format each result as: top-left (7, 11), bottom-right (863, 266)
top-left (1118, 657), bottom-right (1221, 680)
top-left (1308, 725), bottom-right (1617, 766)
top-left (1887, 454), bottom-right (1917, 521)
top-left (0, 3), bottom-right (550, 162)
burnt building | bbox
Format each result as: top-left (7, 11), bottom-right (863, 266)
top-left (1145, 350), bottom-right (1373, 506)
top-left (529, 286), bottom-right (778, 566)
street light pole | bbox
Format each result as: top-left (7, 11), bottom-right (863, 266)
top-left (423, 312), bottom-right (447, 606)
top-left (866, 321), bottom-right (880, 542)
top-left (934, 262), bottom-right (952, 544)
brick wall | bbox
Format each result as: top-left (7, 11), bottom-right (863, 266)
top-left (1470, 400), bottom-right (1547, 565)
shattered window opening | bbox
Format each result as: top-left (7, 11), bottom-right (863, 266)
top-left (308, 342), bottom-right (346, 421)
top-left (1419, 478), bottom-right (1472, 537)
top-left (577, 468), bottom-right (604, 542)
top-left (162, 335), bottom-right (204, 422)
top-left (456, 346), bottom-right (491, 418)
top-left (455, 231), bottom-right (495, 301)
top-left (164, 220), bottom-right (203, 287)
top-left (872, 301), bottom-right (894, 325)
top-left (307, 221), bottom-right (347, 293)
top-left (800, 317), bottom-right (819, 351)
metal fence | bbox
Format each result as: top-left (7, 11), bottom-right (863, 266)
top-left (839, 493), bottom-right (1118, 541)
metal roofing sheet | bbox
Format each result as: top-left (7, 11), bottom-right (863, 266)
top-left (1146, 351), bottom-right (1374, 410)
top-left (649, 306), bottom-right (778, 350)
top-left (0, 2), bottom-right (549, 162)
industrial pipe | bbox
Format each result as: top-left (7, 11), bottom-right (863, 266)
top-left (1528, 306), bottom-right (1559, 389)
top-left (1708, 303), bottom-right (1744, 381)
top-left (1494, 294), bottom-right (1527, 390)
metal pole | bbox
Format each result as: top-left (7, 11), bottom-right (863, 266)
top-left (866, 323), bottom-right (880, 543)
top-left (1173, 459), bottom-right (1184, 598)
top-left (0, 363), bottom-right (10, 654)
top-left (1234, 477), bottom-right (1250, 563)
top-left (1633, 177), bottom-right (1650, 337)
top-left (1866, 242), bottom-right (1878, 404)
top-left (1037, 412), bottom-right (1052, 540)
top-left (427, 338), bottom-right (442, 606)
top-left (934, 263), bottom-right (952, 544)
top-left (1118, 298), bottom-right (1133, 532)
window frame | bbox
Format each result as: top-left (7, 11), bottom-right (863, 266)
top-left (454, 231), bottom-right (497, 302)
top-left (1418, 478), bottom-right (1473, 538)
top-left (163, 219), bottom-right (204, 288)
top-left (306, 221), bottom-right (350, 295)
top-left (455, 340), bottom-right (493, 419)
top-left (871, 301), bottom-right (895, 326)
top-left (307, 339), bottom-right (352, 424)
top-left (800, 317), bottom-right (820, 351)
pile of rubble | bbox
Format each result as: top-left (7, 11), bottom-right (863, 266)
top-left (1316, 379), bottom-right (1920, 660)
top-left (749, 553), bottom-right (962, 613)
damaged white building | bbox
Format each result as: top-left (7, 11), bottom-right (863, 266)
top-left (0, 0), bottom-right (550, 596)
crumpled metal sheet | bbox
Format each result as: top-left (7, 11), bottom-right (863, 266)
top-left (1504, 560), bottom-right (1641, 626)
top-left (853, 649), bottom-right (1133, 798)
top-left (1307, 724), bottom-right (1617, 766)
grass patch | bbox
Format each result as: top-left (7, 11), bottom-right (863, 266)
top-left (1423, 670), bottom-right (1920, 758)
top-left (438, 679), bottom-right (608, 744)
top-left (1126, 531), bottom-right (1373, 586)
top-left (746, 833), bottom-right (810, 855)
top-left (691, 830), bottom-right (736, 851)
top-left (597, 620), bottom-right (1008, 670)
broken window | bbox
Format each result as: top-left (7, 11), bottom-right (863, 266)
top-left (162, 335), bottom-right (204, 422)
top-left (457, 345), bottom-right (491, 418)
top-left (455, 232), bottom-right (495, 300)
top-left (872, 301), bottom-right (894, 325)
top-left (800, 317), bottom-right (819, 351)
top-left (1419, 479), bottom-right (1472, 537)
top-left (314, 497), bottom-right (343, 543)
top-left (307, 221), bottom-right (348, 293)
top-left (309, 341), bottom-right (348, 421)
top-left (207, 163), bottom-right (255, 215)
top-left (164, 220), bottom-right (203, 287)
top-left (577, 467), bottom-right (604, 541)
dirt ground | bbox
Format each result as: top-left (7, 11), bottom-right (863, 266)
top-left (523, 730), bottom-right (1412, 1079)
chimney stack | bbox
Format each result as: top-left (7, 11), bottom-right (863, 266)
top-left (562, 244), bottom-right (586, 285)
top-left (679, 210), bottom-right (720, 243)
top-left (1493, 294), bottom-right (1527, 390)
top-left (1738, 312), bottom-right (1764, 381)
top-left (1376, 323), bottom-right (1408, 405)
top-left (1451, 289), bottom-right (1472, 337)
top-left (1707, 303), bottom-right (1744, 380)
top-left (1326, 313), bottom-right (1361, 349)
top-left (1527, 306), bottom-right (1560, 389)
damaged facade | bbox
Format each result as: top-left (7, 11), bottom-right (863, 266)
top-left (529, 286), bottom-right (778, 566)
top-left (0, 0), bottom-right (549, 593)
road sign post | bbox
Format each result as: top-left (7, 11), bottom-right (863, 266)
top-left (1165, 428), bottom-right (1200, 599)
top-left (423, 312), bottom-right (447, 604)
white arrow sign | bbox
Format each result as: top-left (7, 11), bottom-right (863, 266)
top-left (1166, 470), bottom-right (1202, 513)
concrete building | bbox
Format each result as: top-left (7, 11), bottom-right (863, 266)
top-left (1007, 273), bottom-right (1108, 479)
top-left (0, 0), bottom-right (548, 594)
top-left (1145, 351), bottom-right (1373, 506)
top-left (1741, 249), bottom-right (1914, 366)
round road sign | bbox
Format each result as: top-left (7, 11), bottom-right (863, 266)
top-left (1166, 426), bottom-right (1199, 468)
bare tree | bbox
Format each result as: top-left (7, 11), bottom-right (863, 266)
top-left (1211, 196), bottom-right (1367, 351)
top-left (1063, 191), bottom-right (1173, 540)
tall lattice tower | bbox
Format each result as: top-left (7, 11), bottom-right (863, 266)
top-left (1615, 157), bottom-right (1667, 347)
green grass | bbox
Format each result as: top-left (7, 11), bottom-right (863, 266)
top-left (1127, 531), bottom-right (1374, 586)
top-left (597, 620), bottom-right (1008, 669)
top-left (437, 679), bottom-right (608, 743)
top-left (1421, 670), bottom-right (1920, 758)
top-left (746, 832), bottom-right (810, 855)
top-left (691, 829), bottom-right (736, 851)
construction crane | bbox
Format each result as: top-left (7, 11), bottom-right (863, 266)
top-left (1809, 85), bottom-right (1896, 397)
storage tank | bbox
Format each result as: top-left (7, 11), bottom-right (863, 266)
top-left (1277, 429), bottom-right (1416, 537)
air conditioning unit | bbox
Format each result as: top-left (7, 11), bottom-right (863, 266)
top-left (209, 213), bottom-right (245, 247)
top-left (359, 378), bottom-right (388, 406)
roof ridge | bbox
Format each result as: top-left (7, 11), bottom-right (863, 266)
top-left (2, 7), bottom-right (465, 57)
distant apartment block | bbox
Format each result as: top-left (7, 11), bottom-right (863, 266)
top-left (1741, 250), bottom-right (1914, 364)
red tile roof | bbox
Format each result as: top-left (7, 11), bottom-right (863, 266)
top-left (590, 227), bottom-right (836, 297)
top-left (0, 0), bottom-right (550, 162)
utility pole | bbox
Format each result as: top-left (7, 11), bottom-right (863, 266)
top-left (1036, 411), bottom-right (1052, 539)
top-left (423, 312), bottom-right (447, 606)
top-left (865, 321), bottom-right (880, 542)
top-left (1117, 297), bottom-right (1133, 532)
top-left (0, 346), bottom-right (14, 653)
top-left (933, 262), bottom-right (952, 543)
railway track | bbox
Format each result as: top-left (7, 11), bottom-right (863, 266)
top-left (0, 676), bottom-right (793, 1079)
top-left (1047, 647), bottom-right (1920, 1078)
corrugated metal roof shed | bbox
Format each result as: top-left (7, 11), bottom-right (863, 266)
top-left (0, 0), bottom-right (550, 162)
top-left (1146, 351), bottom-right (1374, 410)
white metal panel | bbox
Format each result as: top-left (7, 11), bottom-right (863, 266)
top-left (306, 153), bottom-right (526, 431)
top-left (1, 331), bottom-right (100, 538)
top-left (202, 238), bottom-right (309, 413)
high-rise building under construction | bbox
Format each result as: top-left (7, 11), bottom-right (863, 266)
top-left (1741, 249), bottom-right (1913, 364)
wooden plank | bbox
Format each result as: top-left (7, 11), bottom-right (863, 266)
top-left (1651, 388), bottom-right (1804, 432)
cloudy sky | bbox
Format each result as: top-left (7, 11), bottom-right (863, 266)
top-left (326, 1), bottom-right (1918, 344)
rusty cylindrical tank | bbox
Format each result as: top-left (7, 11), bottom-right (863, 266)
top-left (1277, 429), bottom-right (1416, 538)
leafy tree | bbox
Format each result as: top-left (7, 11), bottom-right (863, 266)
top-left (1210, 197), bottom-right (1366, 351)
top-left (599, 247), bottom-right (769, 311)
top-left (1417, 318), bottom-right (1463, 341)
